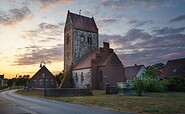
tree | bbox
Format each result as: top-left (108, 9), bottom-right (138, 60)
top-left (7, 79), bottom-right (13, 87)
top-left (132, 77), bottom-right (145, 96)
top-left (55, 72), bottom-right (64, 86)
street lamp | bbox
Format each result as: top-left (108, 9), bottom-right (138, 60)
top-left (40, 61), bottom-right (46, 96)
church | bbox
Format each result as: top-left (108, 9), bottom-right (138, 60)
top-left (63, 10), bottom-right (126, 89)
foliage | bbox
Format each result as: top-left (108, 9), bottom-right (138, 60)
top-left (7, 79), bottom-right (13, 87)
top-left (144, 78), bottom-right (165, 92)
top-left (55, 72), bottom-right (64, 86)
top-left (132, 77), bottom-right (145, 96)
top-left (15, 75), bottom-right (30, 87)
top-left (166, 76), bottom-right (185, 92)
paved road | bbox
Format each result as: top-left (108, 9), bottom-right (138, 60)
top-left (0, 90), bottom-right (132, 114)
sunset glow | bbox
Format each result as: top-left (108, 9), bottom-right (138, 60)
top-left (0, 0), bottom-right (185, 79)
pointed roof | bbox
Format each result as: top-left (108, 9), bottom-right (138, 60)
top-left (31, 66), bottom-right (55, 79)
top-left (160, 58), bottom-right (185, 78)
top-left (68, 10), bottom-right (98, 32)
top-left (125, 65), bottom-right (145, 80)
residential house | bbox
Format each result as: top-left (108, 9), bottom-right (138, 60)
top-left (159, 58), bottom-right (185, 79)
top-left (125, 64), bottom-right (146, 82)
top-left (72, 42), bottom-right (126, 90)
top-left (30, 65), bottom-right (57, 88)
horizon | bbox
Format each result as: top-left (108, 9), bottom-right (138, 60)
top-left (0, 0), bottom-right (185, 79)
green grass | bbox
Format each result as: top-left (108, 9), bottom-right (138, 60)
top-left (16, 90), bottom-right (185, 114)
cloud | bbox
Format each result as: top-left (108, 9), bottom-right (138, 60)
top-left (14, 44), bottom-right (63, 65)
top-left (35, 0), bottom-right (71, 12)
top-left (128, 19), bottom-right (153, 27)
top-left (99, 27), bottom-right (185, 66)
top-left (0, 5), bottom-right (33, 26)
top-left (20, 22), bottom-right (64, 42)
top-left (169, 14), bottom-right (185, 23)
top-left (152, 27), bottom-right (185, 36)
top-left (97, 18), bottom-right (117, 28)
top-left (101, 0), bottom-right (174, 10)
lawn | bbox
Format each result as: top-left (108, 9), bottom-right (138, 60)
top-left (16, 90), bottom-right (185, 114)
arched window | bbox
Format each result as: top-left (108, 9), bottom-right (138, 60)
top-left (81, 72), bottom-right (84, 82)
top-left (87, 35), bottom-right (92, 45)
top-left (75, 73), bottom-right (78, 82)
top-left (50, 79), bottom-right (54, 85)
top-left (39, 79), bottom-right (43, 85)
top-left (33, 79), bottom-right (37, 85)
top-left (45, 79), bottom-right (48, 85)
top-left (80, 34), bottom-right (85, 42)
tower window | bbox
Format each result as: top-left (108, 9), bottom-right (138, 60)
top-left (75, 73), bottom-right (78, 82)
top-left (80, 34), bottom-right (85, 42)
top-left (81, 72), bottom-right (84, 82)
top-left (88, 35), bottom-right (92, 45)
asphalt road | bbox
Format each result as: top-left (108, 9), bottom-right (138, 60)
top-left (0, 90), bottom-right (132, 114)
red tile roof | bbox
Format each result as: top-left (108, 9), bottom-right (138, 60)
top-left (160, 58), bottom-right (185, 78)
top-left (68, 11), bottom-right (98, 32)
top-left (125, 65), bottom-right (145, 80)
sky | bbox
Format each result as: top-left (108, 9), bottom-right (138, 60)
top-left (0, 0), bottom-right (185, 79)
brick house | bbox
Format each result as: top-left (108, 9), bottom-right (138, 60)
top-left (125, 64), bottom-right (146, 82)
top-left (159, 58), bottom-right (185, 79)
top-left (72, 42), bottom-right (126, 89)
top-left (30, 66), bottom-right (57, 88)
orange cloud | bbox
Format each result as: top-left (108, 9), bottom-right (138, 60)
top-left (36, 0), bottom-right (72, 12)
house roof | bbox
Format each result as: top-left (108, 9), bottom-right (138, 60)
top-left (98, 52), bottom-right (115, 67)
top-left (68, 11), bottom-right (98, 32)
top-left (31, 66), bottom-right (55, 79)
top-left (160, 58), bottom-right (185, 78)
top-left (125, 65), bottom-right (144, 80)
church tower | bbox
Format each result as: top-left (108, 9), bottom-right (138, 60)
top-left (64, 10), bottom-right (98, 73)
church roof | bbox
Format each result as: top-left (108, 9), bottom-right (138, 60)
top-left (74, 42), bottom-right (116, 70)
top-left (74, 50), bottom-right (99, 70)
top-left (160, 58), bottom-right (185, 78)
top-left (68, 11), bottom-right (98, 32)
top-left (125, 65), bottom-right (145, 80)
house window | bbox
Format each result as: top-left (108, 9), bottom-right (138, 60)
top-left (87, 35), bottom-right (92, 45)
top-left (33, 79), bottom-right (37, 85)
top-left (99, 70), bottom-right (103, 82)
top-left (39, 79), bottom-right (43, 85)
top-left (45, 79), bottom-right (48, 85)
top-left (81, 72), bottom-right (84, 82)
top-left (75, 73), bottom-right (78, 82)
top-left (50, 79), bottom-right (54, 85)
top-left (173, 68), bottom-right (177, 73)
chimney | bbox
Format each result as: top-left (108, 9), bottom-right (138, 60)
top-left (103, 42), bottom-right (109, 49)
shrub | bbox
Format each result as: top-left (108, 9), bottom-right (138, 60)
top-left (166, 76), bottom-right (185, 92)
top-left (144, 78), bottom-right (165, 92)
top-left (132, 78), bottom-right (145, 96)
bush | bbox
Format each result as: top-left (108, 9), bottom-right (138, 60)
top-left (166, 76), bottom-right (185, 92)
top-left (144, 78), bottom-right (165, 92)
top-left (132, 78), bottom-right (145, 96)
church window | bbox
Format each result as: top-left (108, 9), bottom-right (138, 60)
top-left (50, 79), bottom-right (54, 85)
top-left (81, 72), bottom-right (84, 82)
top-left (75, 73), bottom-right (78, 82)
top-left (45, 79), bottom-right (48, 85)
top-left (99, 70), bottom-right (103, 82)
top-left (80, 34), bottom-right (85, 42)
top-left (33, 79), bottom-right (37, 85)
top-left (88, 35), bottom-right (92, 45)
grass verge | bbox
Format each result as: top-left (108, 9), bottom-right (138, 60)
top-left (16, 90), bottom-right (185, 114)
